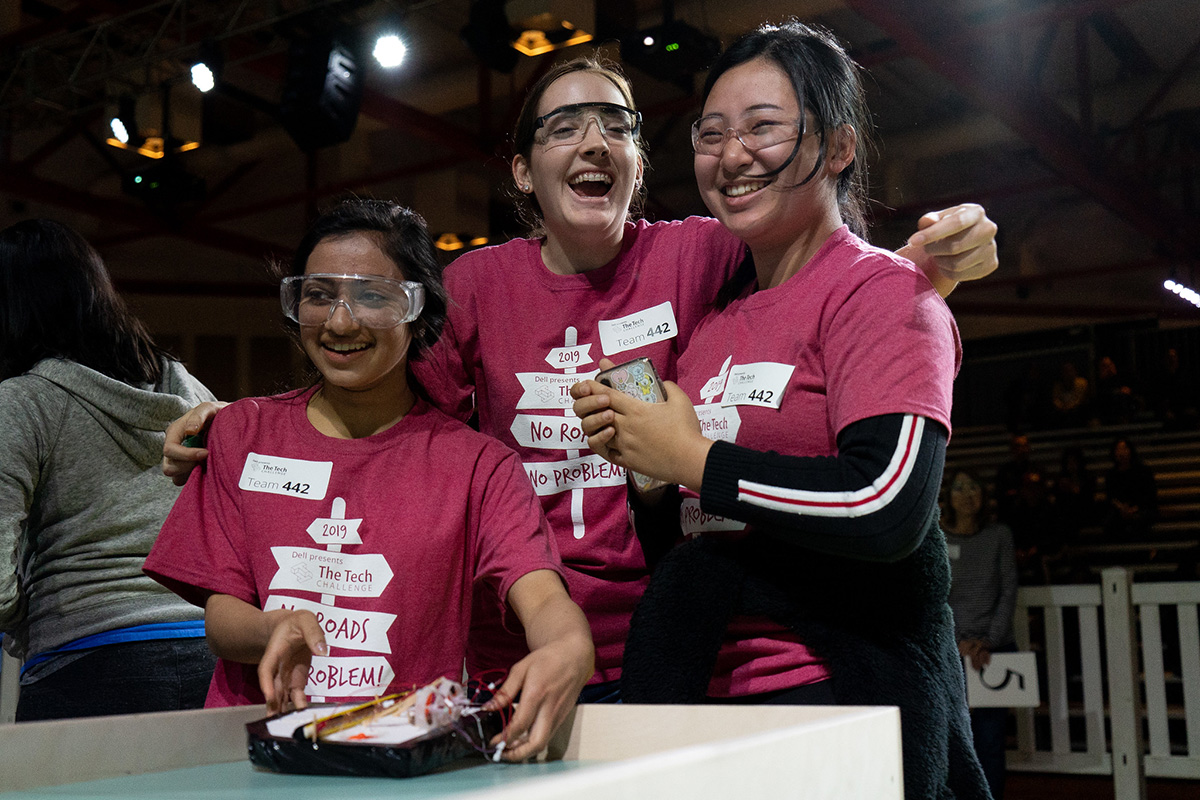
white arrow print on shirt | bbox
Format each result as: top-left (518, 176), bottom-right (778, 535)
top-left (267, 496), bottom-right (397, 701)
top-left (562, 328), bottom-right (588, 539)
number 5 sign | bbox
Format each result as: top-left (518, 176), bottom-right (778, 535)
top-left (965, 652), bottom-right (1040, 707)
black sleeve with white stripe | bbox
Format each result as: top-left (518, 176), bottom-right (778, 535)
top-left (699, 414), bottom-right (947, 562)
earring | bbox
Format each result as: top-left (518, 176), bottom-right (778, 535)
top-left (522, 184), bottom-right (531, 192)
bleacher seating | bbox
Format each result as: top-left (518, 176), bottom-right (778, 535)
top-left (944, 421), bottom-right (1200, 582)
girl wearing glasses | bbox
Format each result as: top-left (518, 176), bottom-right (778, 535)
top-left (413, 57), bottom-right (997, 704)
top-left (145, 199), bottom-right (593, 762)
top-left (572, 22), bottom-right (988, 798)
top-left (163, 58), bottom-right (997, 706)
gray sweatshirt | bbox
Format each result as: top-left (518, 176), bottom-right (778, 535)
top-left (0, 358), bottom-right (215, 659)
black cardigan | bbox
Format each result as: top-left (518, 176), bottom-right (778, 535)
top-left (621, 517), bottom-right (992, 800)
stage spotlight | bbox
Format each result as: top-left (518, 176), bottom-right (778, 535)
top-left (191, 40), bottom-right (223, 93)
top-left (110, 117), bottom-right (129, 144)
top-left (190, 63), bottom-right (215, 92)
top-left (122, 160), bottom-right (206, 207)
top-left (279, 34), bottom-right (364, 151)
top-left (621, 18), bottom-right (720, 90)
top-left (109, 95), bottom-right (137, 144)
top-left (373, 34), bottom-right (406, 68)
top-left (461, 0), bottom-right (518, 73)
top-left (511, 14), bottom-right (593, 57)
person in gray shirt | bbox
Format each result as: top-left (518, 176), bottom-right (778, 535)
top-left (944, 469), bottom-right (1018, 800)
top-left (0, 219), bottom-right (216, 720)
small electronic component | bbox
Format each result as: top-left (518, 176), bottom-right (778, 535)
top-left (296, 677), bottom-right (473, 743)
top-left (249, 675), bottom-right (509, 777)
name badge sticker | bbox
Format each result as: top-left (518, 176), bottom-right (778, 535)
top-left (721, 362), bottom-right (795, 409)
top-left (239, 452), bottom-right (332, 500)
top-left (598, 301), bottom-right (678, 356)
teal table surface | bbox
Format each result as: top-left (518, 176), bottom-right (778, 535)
top-left (3, 758), bottom-right (594, 799)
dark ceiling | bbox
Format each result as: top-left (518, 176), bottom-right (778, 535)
top-left (2, 0), bottom-right (1199, 339)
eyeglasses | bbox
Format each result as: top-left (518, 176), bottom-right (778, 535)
top-left (533, 102), bottom-right (642, 148)
top-left (690, 113), bottom-right (806, 155)
top-left (280, 273), bottom-right (424, 329)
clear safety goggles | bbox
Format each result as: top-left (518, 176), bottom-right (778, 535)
top-left (533, 102), bottom-right (642, 147)
top-left (280, 273), bottom-right (425, 329)
top-left (690, 112), bottom-right (806, 155)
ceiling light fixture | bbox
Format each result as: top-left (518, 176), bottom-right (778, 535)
top-left (109, 95), bottom-right (137, 144)
top-left (190, 40), bottom-right (223, 93)
top-left (373, 34), bottom-right (406, 68)
top-left (511, 15), bottom-right (593, 57)
top-left (1164, 279), bottom-right (1200, 309)
top-left (191, 63), bottom-right (216, 92)
top-left (279, 34), bottom-right (364, 151)
top-left (434, 233), bottom-right (489, 252)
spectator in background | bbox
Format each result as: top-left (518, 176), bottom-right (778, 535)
top-left (1004, 363), bottom-right (1048, 432)
top-left (1050, 360), bottom-right (1089, 429)
top-left (1155, 347), bottom-right (1198, 431)
top-left (0, 219), bottom-right (217, 721)
top-left (994, 433), bottom-right (1052, 580)
top-left (1092, 355), bottom-right (1137, 426)
top-left (1052, 445), bottom-right (1098, 543)
top-left (943, 469), bottom-right (1018, 800)
top-left (1102, 437), bottom-right (1158, 541)
top-left (1046, 446), bottom-right (1098, 583)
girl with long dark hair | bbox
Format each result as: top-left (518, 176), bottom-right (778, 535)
top-left (573, 21), bottom-right (990, 797)
top-left (0, 219), bottom-right (216, 721)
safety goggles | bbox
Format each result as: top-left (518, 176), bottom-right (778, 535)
top-left (533, 102), bottom-right (642, 147)
top-left (690, 112), bottom-right (806, 155)
top-left (280, 273), bottom-right (424, 329)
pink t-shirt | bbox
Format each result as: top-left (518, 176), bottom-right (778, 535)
top-left (412, 217), bottom-right (743, 681)
top-left (144, 387), bottom-right (563, 706)
top-left (675, 226), bottom-right (961, 697)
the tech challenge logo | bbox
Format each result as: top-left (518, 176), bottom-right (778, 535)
top-left (247, 457), bottom-right (287, 475)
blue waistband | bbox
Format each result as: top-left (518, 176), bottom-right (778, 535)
top-left (20, 621), bottom-right (206, 675)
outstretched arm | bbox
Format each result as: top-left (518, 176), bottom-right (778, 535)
top-left (486, 570), bottom-right (593, 762)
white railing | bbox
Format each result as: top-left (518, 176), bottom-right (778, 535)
top-left (1010, 568), bottom-right (1200, 800)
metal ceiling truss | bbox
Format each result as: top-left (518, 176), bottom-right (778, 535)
top-left (845, 0), bottom-right (1200, 260)
top-left (1, 0), bottom-right (494, 259)
top-left (0, 0), bottom-right (372, 124)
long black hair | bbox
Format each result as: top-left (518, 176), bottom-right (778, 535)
top-left (0, 218), bottom-right (168, 384)
top-left (706, 20), bottom-right (873, 309)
